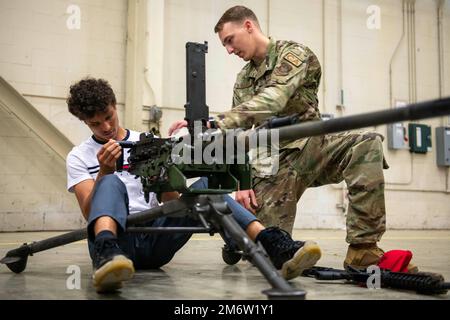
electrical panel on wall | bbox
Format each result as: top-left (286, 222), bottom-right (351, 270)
top-left (387, 123), bottom-right (408, 150)
top-left (408, 123), bottom-right (432, 154)
top-left (436, 127), bottom-right (450, 166)
top-left (388, 100), bottom-right (409, 150)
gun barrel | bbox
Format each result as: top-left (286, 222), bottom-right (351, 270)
top-left (313, 271), bottom-right (351, 281)
top-left (272, 97), bottom-right (450, 141)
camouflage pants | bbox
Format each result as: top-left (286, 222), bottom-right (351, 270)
top-left (252, 132), bottom-right (387, 244)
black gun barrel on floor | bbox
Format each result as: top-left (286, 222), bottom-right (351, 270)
top-left (0, 203), bottom-right (172, 273)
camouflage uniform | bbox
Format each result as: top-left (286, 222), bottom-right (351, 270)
top-left (214, 39), bottom-right (387, 244)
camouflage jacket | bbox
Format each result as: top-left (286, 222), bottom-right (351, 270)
top-left (215, 38), bottom-right (322, 151)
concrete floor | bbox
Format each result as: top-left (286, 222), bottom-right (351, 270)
top-left (0, 229), bottom-right (449, 300)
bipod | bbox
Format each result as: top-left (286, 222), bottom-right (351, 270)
top-left (184, 193), bottom-right (306, 300)
top-left (1, 194), bottom-right (306, 299)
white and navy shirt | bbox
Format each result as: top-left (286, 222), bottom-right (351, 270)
top-left (66, 129), bottom-right (159, 214)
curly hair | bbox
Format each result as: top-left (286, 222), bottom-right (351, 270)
top-left (67, 77), bottom-right (116, 120)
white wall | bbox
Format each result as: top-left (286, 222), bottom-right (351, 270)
top-left (0, 0), bottom-right (128, 146)
top-left (0, 0), bottom-right (128, 231)
top-left (0, 0), bottom-right (449, 230)
top-left (0, 104), bottom-right (83, 231)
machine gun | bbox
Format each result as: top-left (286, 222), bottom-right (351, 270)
top-left (0, 42), bottom-right (303, 300)
top-left (302, 266), bottom-right (450, 295)
top-left (2, 41), bottom-right (450, 299)
top-left (117, 42), bottom-right (252, 203)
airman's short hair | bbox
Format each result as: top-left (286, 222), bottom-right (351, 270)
top-left (214, 6), bottom-right (260, 33)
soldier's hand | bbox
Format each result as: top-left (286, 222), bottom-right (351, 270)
top-left (97, 139), bottom-right (122, 175)
top-left (168, 120), bottom-right (188, 136)
top-left (236, 189), bottom-right (258, 214)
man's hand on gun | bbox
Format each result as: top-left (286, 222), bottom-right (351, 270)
top-left (168, 120), bottom-right (188, 136)
top-left (97, 139), bottom-right (122, 175)
top-left (168, 119), bottom-right (212, 136)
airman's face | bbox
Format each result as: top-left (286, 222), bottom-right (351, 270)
top-left (218, 20), bottom-right (255, 62)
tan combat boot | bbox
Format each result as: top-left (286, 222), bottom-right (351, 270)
top-left (344, 243), bottom-right (419, 273)
top-left (343, 243), bottom-right (384, 270)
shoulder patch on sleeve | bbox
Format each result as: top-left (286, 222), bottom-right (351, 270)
top-left (283, 52), bottom-right (302, 67)
top-left (274, 61), bottom-right (293, 76)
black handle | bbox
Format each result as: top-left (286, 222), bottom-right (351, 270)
top-left (266, 114), bottom-right (299, 129)
top-left (116, 141), bottom-right (135, 172)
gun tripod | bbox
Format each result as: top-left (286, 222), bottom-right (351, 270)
top-left (0, 193), bottom-right (306, 300)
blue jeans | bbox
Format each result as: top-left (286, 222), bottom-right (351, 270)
top-left (87, 175), bottom-right (258, 269)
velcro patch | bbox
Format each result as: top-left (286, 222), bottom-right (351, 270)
top-left (283, 52), bottom-right (302, 67)
top-left (274, 62), bottom-right (293, 76)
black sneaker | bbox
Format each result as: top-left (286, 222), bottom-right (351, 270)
top-left (92, 238), bottom-right (135, 293)
top-left (255, 227), bottom-right (322, 280)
